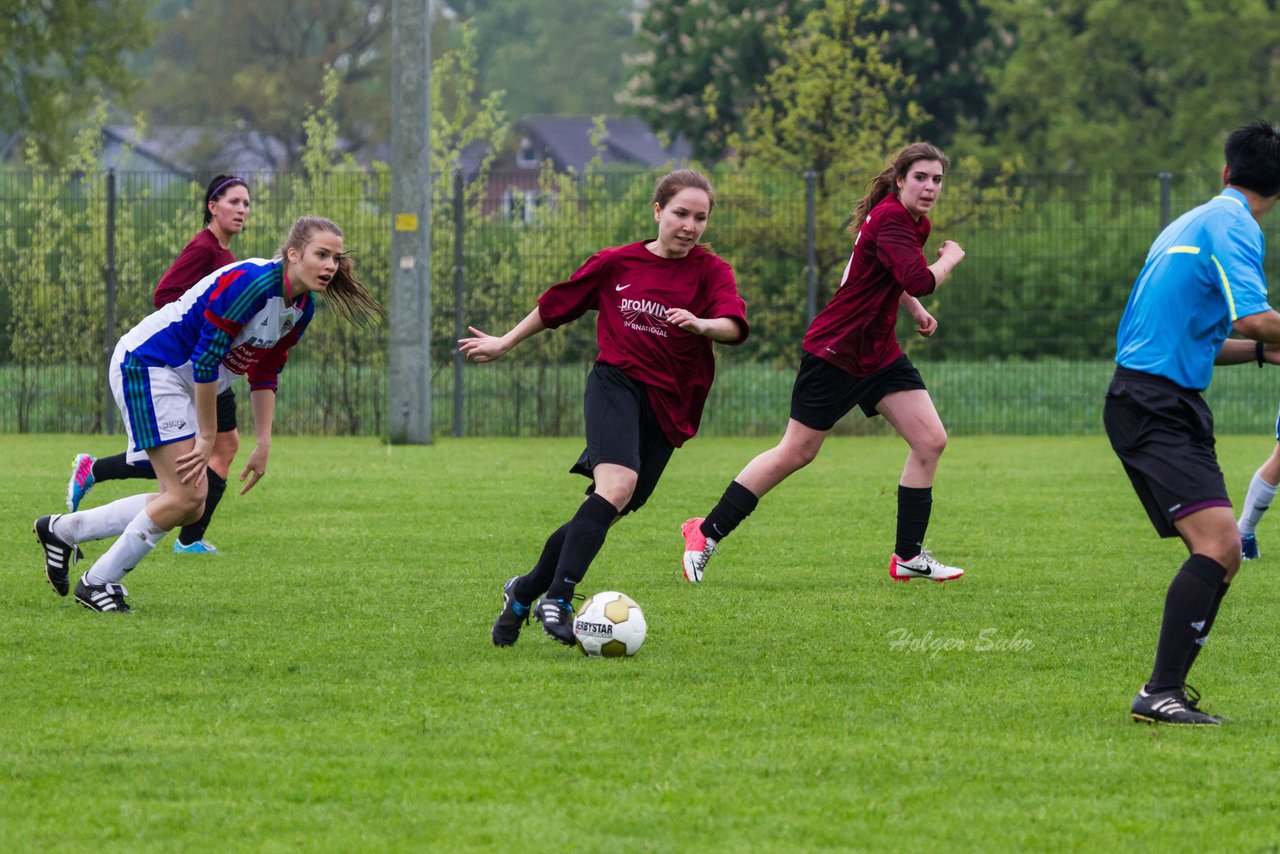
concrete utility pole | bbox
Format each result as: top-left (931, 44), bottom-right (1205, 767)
top-left (388, 0), bottom-right (432, 444)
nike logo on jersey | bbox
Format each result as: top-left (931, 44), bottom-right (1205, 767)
top-left (615, 283), bottom-right (632, 291)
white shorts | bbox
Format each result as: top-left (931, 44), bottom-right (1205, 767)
top-left (109, 344), bottom-right (200, 464)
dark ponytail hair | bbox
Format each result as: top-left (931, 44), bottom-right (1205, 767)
top-left (203, 174), bottom-right (248, 225)
top-left (848, 143), bottom-right (949, 234)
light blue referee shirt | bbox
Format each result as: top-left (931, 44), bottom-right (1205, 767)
top-left (1115, 187), bottom-right (1271, 390)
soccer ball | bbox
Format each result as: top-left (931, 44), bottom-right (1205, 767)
top-left (573, 591), bottom-right (647, 657)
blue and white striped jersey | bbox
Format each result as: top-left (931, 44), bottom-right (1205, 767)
top-left (117, 257), bottom-right (314, 392)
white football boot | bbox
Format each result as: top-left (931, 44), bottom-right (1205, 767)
top-left (888, 547), bottom-right (964, 582)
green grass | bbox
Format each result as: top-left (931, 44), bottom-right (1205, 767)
top-left (3, 433), bottom-right (1280, 851)
top-left (10, 357), bottom-right (1280, 439)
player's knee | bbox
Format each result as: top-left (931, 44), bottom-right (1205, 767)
top-left (784, 440), bottom-right (821, 470)
top-left (923, 428), bottom-right (948, 458)
top-left (1219, 537), bottom-right (1243, 577)
top-left (596, 477), bottom-right (637, 510)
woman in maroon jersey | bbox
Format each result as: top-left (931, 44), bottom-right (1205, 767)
top-left (461, 169), bottom-right (749, 648)
top-left (66, 174), bottom-right (251, 555)
top-left (681, 142), bottom-right (967, 584)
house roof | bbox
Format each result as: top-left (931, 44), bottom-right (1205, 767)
top-left (102, 125), bottom-right (291, 174)
top-left (518, 115), bottom-right (690, 171)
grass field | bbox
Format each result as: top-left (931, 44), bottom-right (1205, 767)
top-left (3, 433), bottom-right (1280, 851)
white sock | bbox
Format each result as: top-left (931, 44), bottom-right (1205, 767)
top-left (54, 494), bottom-right (152, 544)
top-left (1238, 471), bottom-right (1278, 535)
top-left (84, 509), bottom-right (168, 586)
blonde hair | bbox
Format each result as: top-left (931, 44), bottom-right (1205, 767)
top-left (279, 216), bottom-right (384, 325)
top-left (848, 142), bottom-right (950, 235)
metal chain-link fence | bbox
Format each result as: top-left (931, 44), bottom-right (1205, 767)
top-left (3, 167), bottom-right (1278, 439)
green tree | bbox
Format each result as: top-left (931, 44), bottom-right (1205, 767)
top-left (876, 0), bottom-right (1006, 147)
top-left (727, 0), bottom-right (925, 353)
top-left (621, 0), bottom-right (816, 161)
top-left (621, 0), bottom-right (1002, 162)
top-left (459, 0), bottom-right (634, 117)
top-left (982, 0), bottom-right (1280, 172)
top-left (0, 0), bottom-right (150, 166)
top-left (134, 0), bottom-right (395, 169)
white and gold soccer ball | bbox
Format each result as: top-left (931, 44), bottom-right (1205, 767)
top-left (573, 591), bottom-right (647, 657)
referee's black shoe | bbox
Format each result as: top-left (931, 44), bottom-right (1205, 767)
top-left (34, 515), bottom-right (82, 597)
top-left (1131, 687), bottom-right (1221, 726)
top-left (492, 576), bottom-right (530, 647)
top-left (535, 596), bottom-right (579, 646)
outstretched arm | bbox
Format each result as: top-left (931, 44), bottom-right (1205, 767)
top-left (458, 307), bottom-right (547, 363)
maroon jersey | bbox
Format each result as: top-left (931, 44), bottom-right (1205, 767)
top-left (537, 241), bottom-right (748, 447)
top-left (802, 194), bottom-right (935, 375)
top-left (154, 228), bottom-right (236, 308)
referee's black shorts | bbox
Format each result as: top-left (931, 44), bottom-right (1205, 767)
top-left (1103, 366), bottom-right (1231, 538)
top-left (570, 362), bottom-right (675, 516)
top-left (790, 352), bottom-right (927, 431)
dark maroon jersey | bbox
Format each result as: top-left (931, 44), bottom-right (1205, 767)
top-left (154, 228), bottom-right (236, 308)
top-left (802, 194), bottom-right (935, 375)
top-left (537, 241), bottom-right (748, 447)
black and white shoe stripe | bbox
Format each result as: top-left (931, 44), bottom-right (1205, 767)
top-left (73, 576), bottom-right (132, 613)
top-left (34, 514), bottom-right (81, 597)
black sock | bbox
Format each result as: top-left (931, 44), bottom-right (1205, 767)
top-left (517, 523), bottom-right (570, 605)
top-left (178, 470), bottom-right (226, 545)
top-left (1183, 580), bottom-right (1230, 680)
top-left (545, 494), bottom-right (619, 602)
top-left (92, 452), bottom-right (153, 483)
top-left (1146, 554), bottom-right (1227, 693)
top-left (701, 480), bottom-right (759, 542)
top-left (895, 485), bottom-right (932, 560)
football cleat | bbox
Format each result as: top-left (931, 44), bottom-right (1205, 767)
top-left (681, 517), bottom-right (718, 583)
top-left (889, 548), bottom-right (964, 582)
top-left (492, 576), bottom-right (530, 647)
top-left (73, 575), bottom-right (132, 613)
top-left (1241, 533), bottom-right (1259, 560)
top-left (534, 596), bottom-right (579, 646)
top-left (34, 514), bottom-right (82, 597)
top-left (173, 539), bottom-right (218, 555)
top-left (66, 453), bottom-right (96, 512)
top-left (1130, 687), bottom-right (1220, 726)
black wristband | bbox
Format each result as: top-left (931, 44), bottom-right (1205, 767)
top-left (1257, 341), bottom-right (1266, 367)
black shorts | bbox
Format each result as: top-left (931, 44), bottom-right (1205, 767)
top-left (1103, 366), bottom-right (1230, 538)
top-left (790, 352), bottom-right (927, 431)
top-left (216, 386), bottom-right (238, 433)
top-left (570, 363), bottom-right (675, 516)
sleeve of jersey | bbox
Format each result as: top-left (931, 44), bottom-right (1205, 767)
top-left (536, 252), bottom-right (607, 328)
top-left (154, 241), bottom-right (213, 308)
top-left (1219, 222), bottom-right (1271, 319)
top-left (246, 311), bottom-right (311, 392)
top-left (190, 269), bottom-right (271, 383)
top-left (876, 213), bottom-right (936, 297)
top-left (703, 260), bottom-right (750, 344)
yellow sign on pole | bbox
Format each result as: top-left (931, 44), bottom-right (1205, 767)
top-left (394, 213), bottom-right (419, 232)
